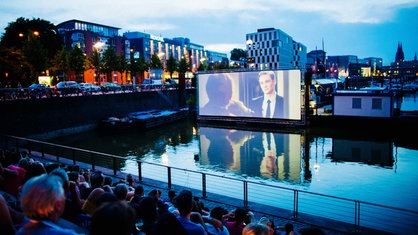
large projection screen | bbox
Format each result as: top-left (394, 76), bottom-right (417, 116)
top-left (198, 69), bottom-right (302, 122)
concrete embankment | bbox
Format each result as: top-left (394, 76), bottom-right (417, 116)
top-left (0, 90), bottom-right (195, 138)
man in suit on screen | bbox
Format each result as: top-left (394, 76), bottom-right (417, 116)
top-left (250, 71), bottom-right (284, 118)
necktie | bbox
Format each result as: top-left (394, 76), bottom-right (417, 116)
top-left (266, 100), bottom-right (271, 118)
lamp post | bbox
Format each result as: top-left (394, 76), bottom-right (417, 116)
top-left (93, 42), bottom-right (105, 85)
top-left (314, 82), bottom-right (320, 115)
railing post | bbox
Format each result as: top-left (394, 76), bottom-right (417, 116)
top-left (72, 149), bottom-right (76, 165)
top-left (167, 167), bottom-right (172, 189)
top-left (91, 153), bottom-right (95, 171)
top-left (243, 180), bottom-right (248, 208)
top-left (294, 190), bottom-right (299, 219)
top-left (355, 200), bottom-right (360, 233)
top-left (202, 173), bottom-right (206, 198)
top-left (137, 161), bottom-right (142, 182)
top-left (113, 158), bottom-right (117, 176)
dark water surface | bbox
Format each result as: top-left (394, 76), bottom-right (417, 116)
top-left (49, 116), bottom-right (418, 213)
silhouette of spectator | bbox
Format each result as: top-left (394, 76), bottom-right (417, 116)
top-left (114, 183), bottom-right (129, 201)
top-left (16, 174), bottom-right (82, 235)
top-left (242, 222), bottom-right (269, 235)
top-left (298, 227), bottom-right (326, 235)
top-left (0, 193), bottom-right (18, 235)
top-left (138, 195), bottom-right (159, 234)
top-left (205, 206), bottom-right (230, 235)
top-left (90, 200), bottom-right (136, 235)
top-left (22, 160), bottom-right (47, 185)
top-left (154, 211), bottom-right (187, 235)
top-left (201, 73), bottom-right (253, 117)
top-left (226, 207), bottom-right (249, 235)
top-left (258, 216), bottom-right (275, 235)
top-left (49, 168), bottom-right (83, 224)
top-left (174, 189), bottom-right (206, 235)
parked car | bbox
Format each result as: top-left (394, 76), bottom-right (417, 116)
top-left (80, 83), bottom-right (100, 93)
top-left (101, 82), bottom-right (122, 93)
top-left (164, 79), bottom-right (178, 89)
top-left (55, 81), bottom-right (80, 96)
top-left (140, 78), bottom-right (162, 90)
top-left (28, 83), bottom-right (47, 98)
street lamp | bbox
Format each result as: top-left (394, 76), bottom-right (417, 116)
top-left (19, 30), bottom-right (40, 41)
top-left (93, 42), bottom-right (105, 85)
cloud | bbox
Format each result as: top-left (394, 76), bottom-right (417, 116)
top-left (205, 43), bottom-right (246, 55)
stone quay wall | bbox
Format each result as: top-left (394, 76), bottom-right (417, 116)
top-left (0, 89), bottom-right (195, 138)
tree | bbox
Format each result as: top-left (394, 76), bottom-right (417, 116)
top-left (230, 48), bottom-right (246, 61)
top-left (135, 55), bottom-right (149, 82)
top-left (87, 48), bottom-right (101, 85)
top-left (0, 17), bottom-right (63, 85)
top-left (0, 46), bottom-right (28, 86)
top-left (116, 55), bottom-right (127, 84)
top-left (178, 57), bottom-right (190, 91)
top-left (50, 46), bottom-right (70, 83)
top-left (149, 53), bottom-right (163, 69)
top-left (69, 45), bottom-right (87, 83)
top-left (101, 47), bottom-right (118, 82)
top-left (23, 37), bottom-right (48, 83)
top-left (166, 55), bottom-right (178, 80)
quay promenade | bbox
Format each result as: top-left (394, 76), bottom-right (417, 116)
top-left (2, 135), bottom-right (397, 235)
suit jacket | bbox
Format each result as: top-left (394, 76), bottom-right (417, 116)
top-left (250, 94), bottom-right (284, 118)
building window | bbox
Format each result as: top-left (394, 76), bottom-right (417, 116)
top-left (372, 98), bottom-right (382, 110)
top-left (352, 98), bottom-right (362, 109)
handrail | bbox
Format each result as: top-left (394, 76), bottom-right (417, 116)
top-left (1, 134), bottom-right (417, 234)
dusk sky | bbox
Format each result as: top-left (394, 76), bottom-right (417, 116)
top-left (1, 0), bottom-right (417, 66)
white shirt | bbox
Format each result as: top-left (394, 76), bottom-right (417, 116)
top-left (262, 96), bottom-right (276, 118)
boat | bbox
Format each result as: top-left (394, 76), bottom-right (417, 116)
top-left (100, 108), bottom-right (188, 131)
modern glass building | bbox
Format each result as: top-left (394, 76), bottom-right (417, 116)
top-left (246, 28), bottom-right (307, 70)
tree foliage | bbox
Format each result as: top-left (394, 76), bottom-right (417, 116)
top-left (230, 48), bottom-right (246, 61)
top-left (0, 17), bottom-right (63, 85)
top-left (149, 53), bottom-right (163, 69)
top-left (166, 55), bottom-right (178, 79)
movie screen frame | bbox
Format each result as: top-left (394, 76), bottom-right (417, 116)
top-left (197, 69), bottom-right (303, 125)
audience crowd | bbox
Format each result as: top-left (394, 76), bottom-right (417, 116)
top-left (0, 148), bottom-right (326, 235)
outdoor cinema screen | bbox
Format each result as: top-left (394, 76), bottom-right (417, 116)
top-left (198, 69), bottom-right (302, 121)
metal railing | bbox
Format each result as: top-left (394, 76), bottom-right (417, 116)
top-left (1, 134), bottom-right (417, 234)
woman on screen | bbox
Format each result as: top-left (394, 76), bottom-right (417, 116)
top-left (201, 73), bottom-right (253, 117)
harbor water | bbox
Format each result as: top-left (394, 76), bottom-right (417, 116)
top-left (47, 92), bottom-right (418, 217)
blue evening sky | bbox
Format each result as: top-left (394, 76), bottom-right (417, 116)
top-left (1, 0), bottom-right (417, 66)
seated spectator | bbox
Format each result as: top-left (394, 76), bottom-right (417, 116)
top-left (154, 211), bottom-right (187, 235)
top-left (258, 216), bottom-right (275, 235)
top-left (174, 189), bottom-right (206, 235)
top-left (114, 183), bottom-right (129, 201)
top-left (0, 193), bottom-right (17, 235)
top-left (103, 176), bottom-right (113, 187)
top-left (125, 173), bottom-right (136, 189)
top-left (16, 174), bottom-right (82, 235)
top-left (190, 211), bottom-right (210, 234)
top-left (226, 207), bottom-right (248, 235)
top-left (80, 170), bottom-right (104, 200)
top-left (298, 227), bottom-right (326, 235)
top-left (129, 185), bottom-right (145, 221)
top-left (164, 189), bottom-right (177, 213)
top-left (242, 222), bottom-right (269, 235)
top-left (22, 160), bottom-right (47, 185)
top-left (96, 192), bottom-right (118, 208)
top-left (49, 168), bottom-right (82, 224)
top-left (90, 200), bottom-right (136, 235)
top-left (138, 195), bottom-right (159, 234)
top-left (81, 187), bottom-right (105, 216)
top-left (205, 206), bottom-right (230, 235)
